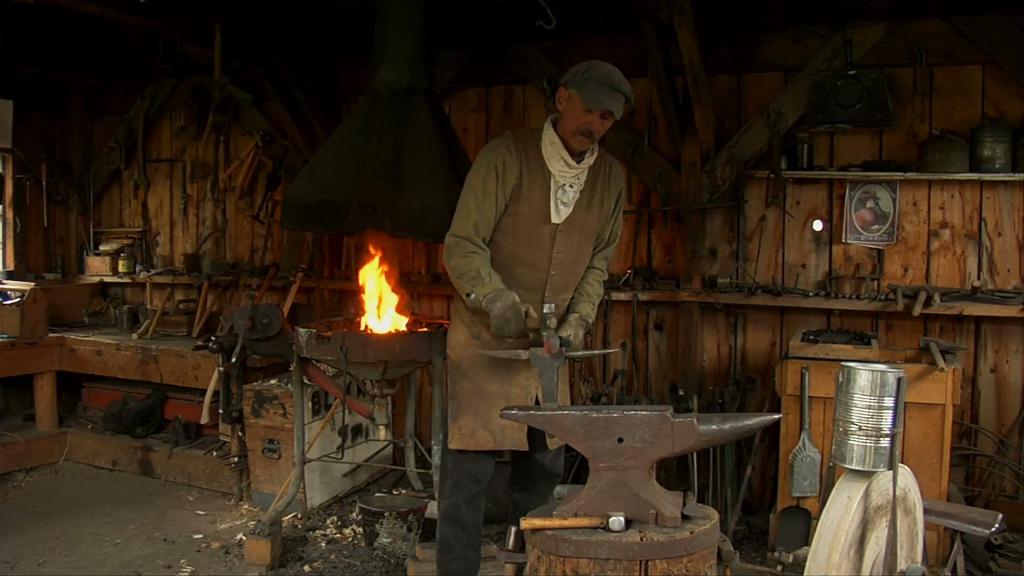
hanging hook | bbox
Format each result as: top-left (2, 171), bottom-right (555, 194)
top-left (535, 0), bottom-right (556, 30)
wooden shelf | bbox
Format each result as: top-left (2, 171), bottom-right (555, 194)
top-left (83, 275), bottom-right (455, 295)
top-left (606, 289), bottom-right (1023, 318)
top-left (746, 170), bottom-right (1024, 182)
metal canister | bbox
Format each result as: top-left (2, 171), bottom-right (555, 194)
top-left (117, 251), bottom-right (135, 275)
top-left (795, 132), bottom-right (813, 169)
top-left (918, 131), bottom-right (969, 173)
top-left (971, 116), bottom-right (1013, 173)
top-left (1014, 130), bottom-right (1024, 173)
top-left (831, 362), bottom-right (905, 472)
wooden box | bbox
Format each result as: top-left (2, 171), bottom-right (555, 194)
top-left (0, 281), bottom-right (48, 341)
top-left (84, 255), bottom-right (118, 276)
top-left (243, 381), bottom-right (391, 512)
top-left (773, 358), bottom-right (958, 566)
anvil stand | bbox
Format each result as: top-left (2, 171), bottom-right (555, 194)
top-left (501, 405), bottom-right (780, 567)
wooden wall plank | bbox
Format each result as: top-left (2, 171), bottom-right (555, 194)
top-left (981, 182), bottom-right (1024, 290)
top-left (647, 304), bottom-right (680, 403)
top-left (928, 180), bottom-right (980, 287)
top-left (486, 85), bottom-right (525, 140)
top-left (931, 66), bottom-right (983, 137)
top-left (882, 67), bottom-right (927, 166)
top-left (524, 85), bottom-right (549, 129)
top-left (982, 64), bottom-right (1024, 126)
top-left (882, 182), bottom-right (929, 286)
top-left (700, 308), bottom-right (734, 396)
top-left (449, 88), bottom-right (488, 161)
top-left (975, 319), bottom-right (1024, 453)
top-left (783, 181), bottom-right (830, 292)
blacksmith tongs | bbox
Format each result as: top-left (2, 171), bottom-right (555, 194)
top-left (479, 303), bottom-right (617, 405)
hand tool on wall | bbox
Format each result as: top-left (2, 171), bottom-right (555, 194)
top-left (253, 263), bottom-right (280, 305)
top-left (200, 364), bottom-right (221, 425)
top-left (920, 336), bottom-right (966, 372)
top-left (281, 265), bottom-right (306, 319)
top-left (777, 366), bottom-right (819, 553)
top-left (499, 405), bottom-right (779, 527)
top-left (790, 365), bottom-right (821, 498)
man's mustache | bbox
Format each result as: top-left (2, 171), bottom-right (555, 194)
top-left (576, 128), bottom-right (597, 141)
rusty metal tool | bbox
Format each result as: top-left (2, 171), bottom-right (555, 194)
top-left (481, 304), bottom-right (617, 405)
top-left (920, 336), bottom-right (966, 373)
top-left (499, 405), bottom-right (780, 527)
top-left (520, 512), bottom-right (627, 532)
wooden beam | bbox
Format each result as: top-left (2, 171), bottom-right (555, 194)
top-left (602, 122), bottom-right (682, 207)
top-left (66, 430), bottom-right (236, 493)
top-left (948, 16), bottom-right (1024, 88)
top-left (0, 431), bottom-right (66, 474)
top-left (33, 371), bottom-right (59, 431)
top-left (0, 338), bottom-right (64, 378)
top-left (704, 23), bottom-right (892, 197)
top-left (61, 336), bottom-right (218, 390)
top-left (605, 289), bottom-right (1023, 319)
top-left (670, 0), bottom-right (715, 163)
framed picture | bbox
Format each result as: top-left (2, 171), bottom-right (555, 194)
top-left (843, 180), bottom-right (899, 247)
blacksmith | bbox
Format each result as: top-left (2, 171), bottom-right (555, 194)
top-left (439, 60), bottom-right (632, 575)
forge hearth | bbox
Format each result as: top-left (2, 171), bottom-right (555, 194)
top-left (291, 318), bottom-right (447, 497)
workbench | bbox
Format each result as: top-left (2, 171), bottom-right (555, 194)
top-left (1, 331), bottom-right (217, 430)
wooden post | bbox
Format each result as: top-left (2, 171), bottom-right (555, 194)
top-left (33, 371), bottom-right (59, 431)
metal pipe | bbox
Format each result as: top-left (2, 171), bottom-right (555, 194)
top-left (263, 353), bottom-right (306, 524)
top-left (431, 351), bottom-right (444, 501)
top-left (405, 371), bottom-right (424, 490)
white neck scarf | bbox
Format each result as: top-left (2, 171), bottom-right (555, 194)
top-left (540, 115), bottom-right (598, 224)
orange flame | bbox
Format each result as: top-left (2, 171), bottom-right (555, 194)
top-left (358, 245), bottom-right (409, 334)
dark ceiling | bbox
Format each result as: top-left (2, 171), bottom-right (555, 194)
top-left (2, 0), bottom-right (1022, 149)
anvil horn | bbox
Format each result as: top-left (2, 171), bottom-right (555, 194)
top-left (685, 412), bottom-right (783, 452)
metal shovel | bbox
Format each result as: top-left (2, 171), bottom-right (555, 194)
top-left (790, 365), bottom-right (821, 497)
top-left (776, 365), bottom-right (820, 552)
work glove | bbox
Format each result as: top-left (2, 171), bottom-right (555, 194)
top-left (556, 312), bottom-right (588, 351)
top-left (481, 289), bottom-right (535, 339)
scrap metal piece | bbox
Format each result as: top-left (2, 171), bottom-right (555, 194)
top-left (499, 405), bottom-right (780, 527)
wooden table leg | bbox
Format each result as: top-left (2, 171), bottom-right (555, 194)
top-left (33, 371), bottom-right (58, 431)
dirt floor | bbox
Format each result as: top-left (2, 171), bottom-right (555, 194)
top-left (1, 460), bottom-right (779, 576)
top-left (0, 462), bottom-right (253, 575)
top-left (0, 462), bottom-right (420, 576)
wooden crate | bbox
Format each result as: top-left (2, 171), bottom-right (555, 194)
top-left (84, 255), bottom-right (118, 276)
top-left (773, 358), bottom-right (958, 566)
top-left (243, 382), bottom-right (391, 512)
top-left (0, 281), bottom-right (47, 341)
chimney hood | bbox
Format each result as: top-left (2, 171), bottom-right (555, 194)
top-left (281, 0), bottom-right (469, 242)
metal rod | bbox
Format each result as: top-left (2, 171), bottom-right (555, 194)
top-left (431, 350), bottom-right (444, 501)
top-left (405, 371), bottom-right (424, 490)
top-left (306, 457), bottom-right (433, 474)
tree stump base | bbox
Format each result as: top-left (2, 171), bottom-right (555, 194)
top-left (524, 504), bottom-right (720, 575)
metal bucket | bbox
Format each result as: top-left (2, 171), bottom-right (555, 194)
top-left (971, 116), bottom-right (1014, 173)
top-left (831, 362), bottom-right (905, 472)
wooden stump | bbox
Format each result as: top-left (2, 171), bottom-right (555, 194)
top-left (525, 504), bottom-right (719, 575)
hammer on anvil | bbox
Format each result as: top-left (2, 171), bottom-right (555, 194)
top-left (500, 405), bottom-right (781, 527)
top-left (480, 303), bottom-right (617, 405)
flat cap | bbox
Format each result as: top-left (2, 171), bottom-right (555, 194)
top-left (561, 60), bottom-right (634, 119)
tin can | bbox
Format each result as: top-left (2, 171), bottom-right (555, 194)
top-left (117, 252), bottom-right (135, 275)
top-left (971, 116), bottom-right (1013, 173)
top-left (831, 362), bottom-right (905, 472)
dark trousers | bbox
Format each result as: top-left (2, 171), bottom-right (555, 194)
top-left (437, 427), bottom-right (564, 576)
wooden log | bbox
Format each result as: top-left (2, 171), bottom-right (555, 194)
top-left (524, 504), bottom-right (719, 576)
top-left (32, 371), bottom-right (59, 431)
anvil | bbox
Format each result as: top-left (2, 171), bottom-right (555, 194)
top-left (500, 405), bottom-right (781, 527)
